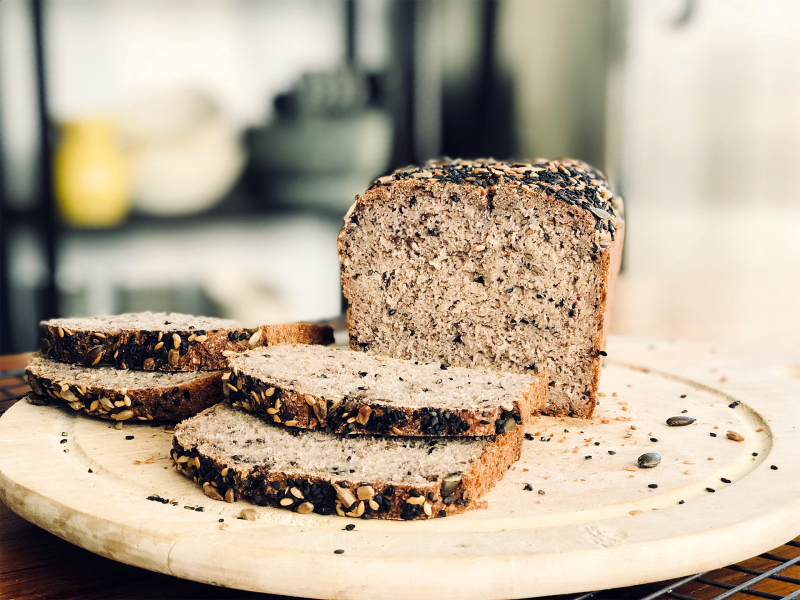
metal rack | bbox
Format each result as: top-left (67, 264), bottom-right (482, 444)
top-left (1, 367), bottom-right (799, 600)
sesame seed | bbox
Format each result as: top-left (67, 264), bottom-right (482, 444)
top-left (648, 484), bottom-right (658, 489)
top-left (345, 524), bottom-right (355, 531)
top-left (334, 549), bottom-right (345, 554)
top-left (709, 433), bottom-right (717, 437)
top-left (771, 465), bottom-right (778, 470)
top-left (125, 435), bottom-right (134, 440)
top-left (706, 488), bottom-right (715, 493)
top-left (721, 478), bottom-right (731, 483)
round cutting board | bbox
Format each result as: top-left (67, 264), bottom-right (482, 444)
top-left (2, 337), bottom-right (800, 600)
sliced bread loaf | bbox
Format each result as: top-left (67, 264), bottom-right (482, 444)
top-left (338, 158), bottom-right (625, 418)
top-left (173, 403), bottom-right (523, 520)
top-left (26, 355), bottom-right (224, 422)
top-left (40, 312), bottom-right (334, 371)
top-left (224, 345), bottom-right (547, 436)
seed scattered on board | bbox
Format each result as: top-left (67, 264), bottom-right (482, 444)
top-left (771, 465), bottom-right (779, 470)
top-left (726, 431), bottom-right (744, 442)
top-left (345, 524), bottom-right (355, 531)
top-left (334, 549), bottom-right (345, 555)
top-left (637, 453), bottom-right (661, 468)
top-left (666, 416), bottom-right (695, 427)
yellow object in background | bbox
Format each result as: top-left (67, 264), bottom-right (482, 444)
top-left (55, 119), bottom-right (131, 228)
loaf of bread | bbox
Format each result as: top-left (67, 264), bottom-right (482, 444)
top-left (225, 344), bottom-right (546, 436)
top-left (39, 312), bottom-right (334, 372)
top-left (25, 355), bottom-right (224, 422)
top-left (173, 403), bottom-right (524, 520)
top-left (338, 158), bottom-right (624, 418)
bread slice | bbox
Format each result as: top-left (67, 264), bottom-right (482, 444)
top-left (39, 312), bottom-right (334, 372)
top-left (26, 355), bottom-right (224, 422)
top-left (338, 158), bottom-right (625, 418)
top-left (173, 403), bottom-right (523, 520)
top-left (224, 345), bottom-right (547, 436)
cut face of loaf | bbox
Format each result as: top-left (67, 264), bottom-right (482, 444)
top-left (225, 345), bottom-right (547, 436)
top-left (173, 403), bottom-right (523, 520)
top-left (338, 158), bottom-right (625, 418)
top-left (39, 312), bottom-right (334, 372)
top-left (26, 355), bottom-right (223, 422)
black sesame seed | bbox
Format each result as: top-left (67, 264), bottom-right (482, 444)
top-left (345, 524), bottom-right (355, 531)
top-left (88, 468), bottom-right (93, 473)
top-left (709, 433), bottom-right (717, 437)
top-left (728, 401), bottom-right (740, 409)
top-left (721, 478), bottom-right (731, 483)
top-left (705, 488), bottom-right (715, 493)
top-left (679, 500), bottom-right (685, 504)
top-left (681, 409), bottom-right (688, 413)
top-left (771, 465), bottom-right (778, 470)
top-left (648, 484), bottom-right (658, 489)
top-left (439, 509), bottom-right (447, 517)
top-left (753, 452), bottom-right (758, 457)
top-left (388, 309), bottom-right (396, 316)
top-left (523, 484), bottom-right (533, 491)
top-left (585, 455), bottom-right (592, 460)
top-left (409, 489), bottom-right (421, 497)
top-left (594, 442), bottom-right (600, 446)
top-left (650, 438), bottom-right (658, 442)
top-left (334, 549), bottom-right (345, 554)
top-left (60, 439), bottom-right (67, 444)
top-left (608, 450), bottom-right (616, 455)
top-left (125, 435), bottom-right (134, 440)
top-left (680, 394), bottom-right (687, 398)
top-left (196, 506), bottom-right (205, 511)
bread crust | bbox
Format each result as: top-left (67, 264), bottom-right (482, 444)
top-left (172, 404), bottom-right (523, 520)
top-left (25, 362), bottom-right (224, 422)
top-left (40, 321), bottom-right (334, 372)
top-left (338, 158), bottom-right (624, 419)
top-left (224, 362), bottom-right (547, 437)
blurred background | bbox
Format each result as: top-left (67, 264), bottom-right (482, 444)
top-left (1, 0), bottom-right (799, 361)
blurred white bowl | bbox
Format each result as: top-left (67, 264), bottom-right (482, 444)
top-left (121, 89), bottom-right (245, 216)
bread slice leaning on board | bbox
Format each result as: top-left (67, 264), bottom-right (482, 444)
top-left (39, 312), bottom-right (334, 371)
top-left (224, 344), bottom-right (547, 436)
top-left (173, 402), bottom-right (525, 520)
top-left (338, 158), bottom-right (624, 418)
top-left (26, 355), bottom-right (225, 422)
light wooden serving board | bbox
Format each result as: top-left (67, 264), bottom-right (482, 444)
top-left (1, 337), bottom-right (800, 600)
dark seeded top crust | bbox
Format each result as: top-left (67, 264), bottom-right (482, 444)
top-left (41, 311), bottom-right (240, 333)
top-left (227, 345), bottom-right (535, 410)
top-left (353, 157), bottom-right (624, 247)
top-left (26, 355), bottom-right (213, 388)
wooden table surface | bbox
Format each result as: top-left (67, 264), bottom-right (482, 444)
top-left (2, 352), bottom-right (800, 600)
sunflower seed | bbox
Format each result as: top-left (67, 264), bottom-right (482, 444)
top-left (637, 453), bottom-right (661, 468)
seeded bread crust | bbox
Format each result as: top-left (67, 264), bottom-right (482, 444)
top-left (338, 158), bottom-right (625, 418)
top-left (40, 312), bottom-right (334, 372)
top-left (172, 404), bottom-right (523, 520)
top-left (225, 347), bottom-right (547, 436)
top-left (25, 355), bottom-right (224, 422)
